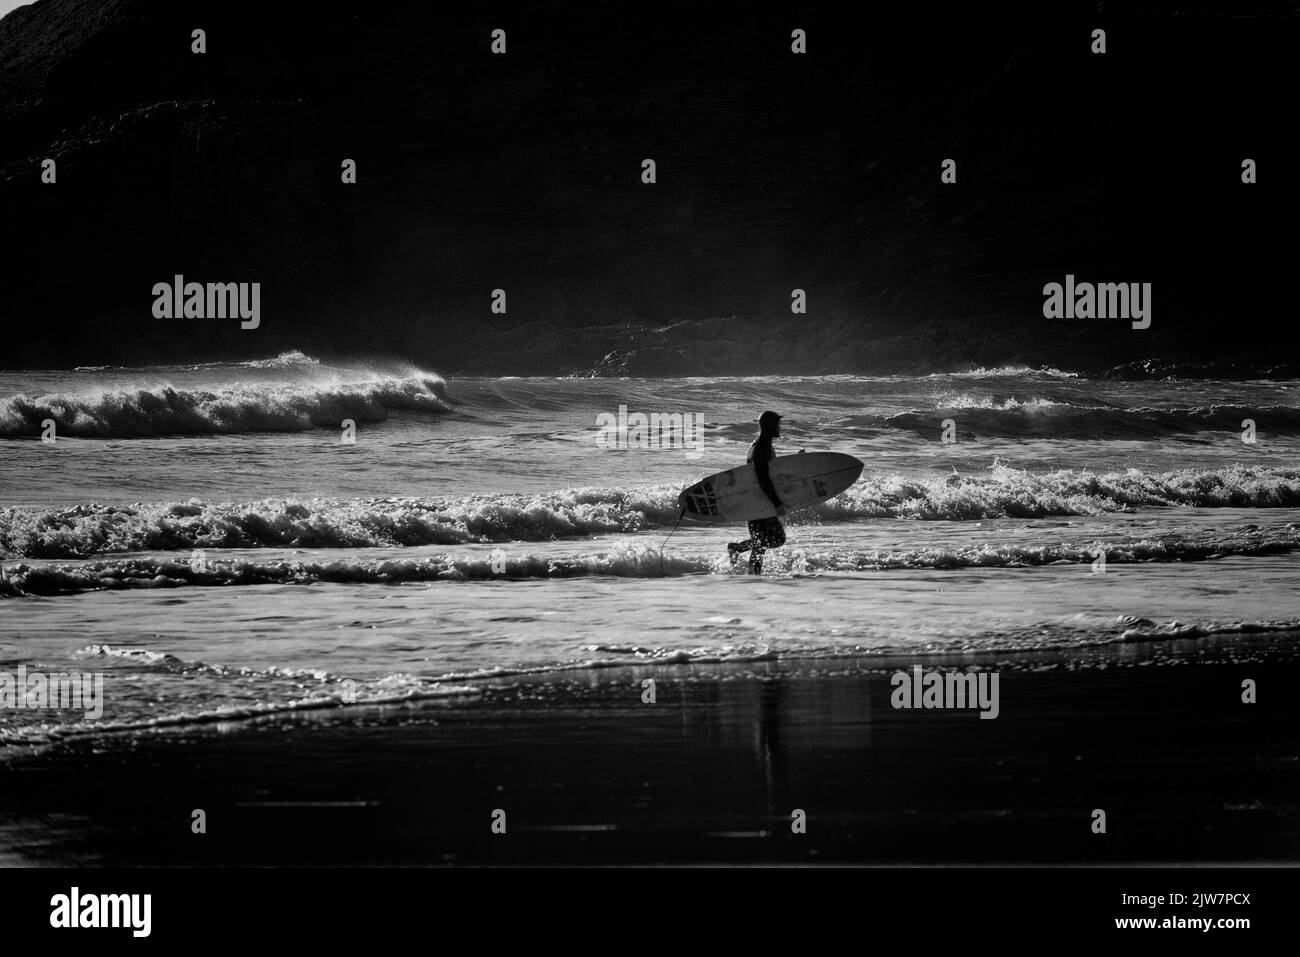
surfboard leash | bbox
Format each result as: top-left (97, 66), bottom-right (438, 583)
top-left (658, 507), bottom-right (686, 574)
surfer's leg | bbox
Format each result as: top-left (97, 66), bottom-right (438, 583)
top-left (748, 519), bottom-right (785, 574)
top-left (729, 526), bottom-right (756, 554)
top-left (732, 520), bottom-right (765, 561)
top-left (734, 520), bottom-right (767, 570)
top-left (748, 518), bottom-right (779, 574)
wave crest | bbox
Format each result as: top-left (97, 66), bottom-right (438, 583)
top-left (0, 370), bottom-right (449, 437)
top-left (884, 403), bottom-right (1300, 439)
top-left (4, 524), bottom-right (1299, 596)
top-left (3, 464), bottom-right (1299, 560)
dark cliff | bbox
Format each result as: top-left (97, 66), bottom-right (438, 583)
top-left (0, 0), bottom-right (1294, 374)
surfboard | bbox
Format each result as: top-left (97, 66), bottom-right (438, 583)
top-left (677, 451), bottom-right (864, 524)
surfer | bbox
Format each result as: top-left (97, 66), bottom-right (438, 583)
top-left (728, 410), bottom-right (787, 573)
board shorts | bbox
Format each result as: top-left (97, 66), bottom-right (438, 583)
top-left (747, 516), bottom-right (786, 549)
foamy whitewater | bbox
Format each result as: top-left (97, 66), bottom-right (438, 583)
top-left (3, 353), bottom-right (1300, 744)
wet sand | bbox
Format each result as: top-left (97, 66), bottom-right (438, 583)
top-left (1, 639), bottom-right (1297, 866)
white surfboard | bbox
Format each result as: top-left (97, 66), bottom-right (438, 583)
top-left (678, 451), bottom-right (864, 524)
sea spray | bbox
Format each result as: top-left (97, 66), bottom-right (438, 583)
top-left (0, 372), bottom-right (450, 438)
top-left (4, 525), bottom-right (1299, 596)
top-left (4, 464), bottom-right (1300, 559)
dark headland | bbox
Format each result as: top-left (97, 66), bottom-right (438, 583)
top-left (0, 1), bottom-right (1295, 375)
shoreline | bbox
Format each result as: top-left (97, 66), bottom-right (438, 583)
top-left (2, 641), bottom-right (1297, 866)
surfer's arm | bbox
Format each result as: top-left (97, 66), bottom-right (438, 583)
top-left (753, 455), bottom-right (783, 509)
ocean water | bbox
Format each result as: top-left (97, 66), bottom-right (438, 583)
top-left (3, 351), bottom-right (1300, 746)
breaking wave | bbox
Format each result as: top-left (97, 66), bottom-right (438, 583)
top-left (882, 402), bottom-right (1300, 439)
top-left (0, 370), bottom-right (449, 437)
top-left (3, 464), bottom-right (1300, 560)
top-left (4, 524), bottom-right (1299, 596)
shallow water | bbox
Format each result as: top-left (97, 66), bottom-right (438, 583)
top-left (3, 355), bottom-right (1299, 745)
